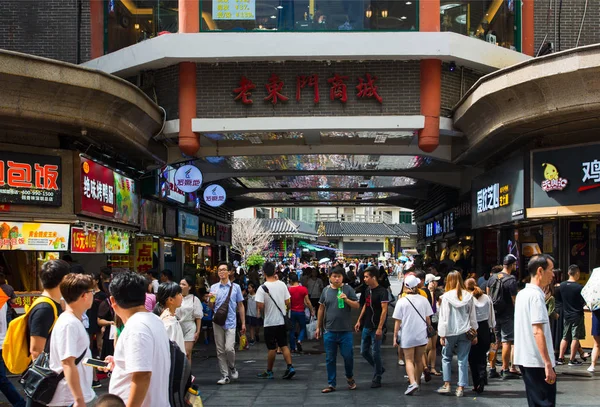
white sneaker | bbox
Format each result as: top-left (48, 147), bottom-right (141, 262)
top-left (230, 368), bottom-right (239, 380)
top-left (587, 366), bottom-right (595, 373)
top-left (398, 359), bottom-right (405, 366)
top-left (420, 373), bottom-right (425, 381)
top-left (405, 383), bottom-right (419, 395)
top-left (217, 376), bottom-right (230, 385)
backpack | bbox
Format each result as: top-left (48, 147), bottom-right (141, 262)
top-left (488, 273), bottom-right (513, 316)
top-left (3, 296), bottom-right (58, 374)
top-left (168, 340), bottom-right (191, 407)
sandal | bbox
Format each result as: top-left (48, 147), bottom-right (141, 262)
top-left (431, 370), bottom-right (442, 376)
top-left (347, 378), bottom-right (357, 390)
top-left (322, 386), bottom-right (336, 393)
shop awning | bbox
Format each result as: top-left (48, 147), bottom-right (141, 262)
top-left (298, 241), bottom-right (323, 251)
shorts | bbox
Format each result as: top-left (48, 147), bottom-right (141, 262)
top-left (246, 316), bottom-right (263, 327)
top-left (563, 316), bottom-right (586, 340)
top-left (181, 320), bottom-right (197, 342)
top-left (494, 315), bottom-right (514, 343)
top-left (264, 325), bottom-right (288, 350)
top-left (592, 311), bottom-right (600, 337)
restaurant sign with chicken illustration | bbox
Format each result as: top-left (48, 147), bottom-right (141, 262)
top-left (532, 143), bottom-right (600, 208)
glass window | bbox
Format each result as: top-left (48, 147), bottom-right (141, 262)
top-left (440, 0), bottom-right (518, 51)
top-left (201, 0), bottom-right (418, 32)
top-left (399, 210), bottom-right (412, 224)
top-left (106, 1), bottom-right (179, 54)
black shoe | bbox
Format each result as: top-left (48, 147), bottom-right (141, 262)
top-left (371, 380), bottom-right (382, 388)
top-left (556, 358), bottom-right (565, 365)
top-left (92, 380), bottom-right (102, 389)
top-left (282, 366), bottom-right (296, 380)
top-left (475, 384), bottom-right (484, 394)
top-left (489, 369), bottom-right (500, 378)
top-left (569, 359), bottom-right (583, 366)
top-left (296, 342), bottom-right (303, 353)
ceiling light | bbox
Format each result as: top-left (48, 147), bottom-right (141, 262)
top-left (440, 3), bottom-right (461, 13)
top-left (276, 5), bottom-right (283, 9)
top-left (365, 6), bottom-right (372, 18)
top-left (134, 23), bottom-right (140, 30)
top-left (374, 135), bottom-right (387, 143)
top-left (401, 16), bottom-right (407, 20)
top-left (455, 14), bottom-right (466, 24)
top-left (270, 15), bottom-right (277, 19)
top-left (406, 1), bottom-right (412, 4)
top-left (381, 9), bottom-right (388, 18)
top-left (248, 136), bottom-right (263, 144)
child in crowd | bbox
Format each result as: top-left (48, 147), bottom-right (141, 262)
top-left (200, 290), bottom-right (214, 345)
top-left (246, 282), bottom-right (262, 345)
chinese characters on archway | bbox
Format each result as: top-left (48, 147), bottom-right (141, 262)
top-left (233, 73), bottom-right (383, 105)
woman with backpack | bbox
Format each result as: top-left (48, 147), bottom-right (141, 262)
top-left (437, 271), bottom-right (478, 397)
top-left (154, 282), bottom-right (185, 352)
top-left (177, 277), bottom-right (203, 362)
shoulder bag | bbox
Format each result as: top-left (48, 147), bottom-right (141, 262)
top-left (20, 348), bottom-right (87, 404)
top-left (405, 296), bottom-right (437, 338)
top-left (260, 284), bottom-right (293, 331)
top-left (465, 300), bottom-right (478, 341)
top-left (213, 284), bottom-right (234, 326)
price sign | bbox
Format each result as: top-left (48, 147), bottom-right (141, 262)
top-left (213, 0), bottom-right (256, 20)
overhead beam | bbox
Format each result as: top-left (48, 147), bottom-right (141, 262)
top-left (227, 187), bottom-right (428, 200)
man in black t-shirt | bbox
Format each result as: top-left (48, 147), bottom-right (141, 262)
top-left (355, 266), bottom-right (389, 388)
top-left (26, 260), bottom-right (69, 407)
top-left (557, 265), bottom-right (587, 365)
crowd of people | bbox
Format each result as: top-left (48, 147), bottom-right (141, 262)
top-left (0, 253), bottom-right (598, 407)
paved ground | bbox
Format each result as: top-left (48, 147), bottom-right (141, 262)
top-left (2, 280), bottom-right (598, 406)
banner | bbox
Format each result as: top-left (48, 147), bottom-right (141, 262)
top-left (104, 230), bottom-right (130, 254)
top-left (71, 227), bottom-right (104, 253)
top-left (135, 236), bottom-right (157, 273)
top-left (114, 173), bottom-right (139, 225)
top-left (80, 157), bottom-right (115, 219)
top-left (0, 222), bottom-right (69, 251)
top-left (0, 152), bottom-right (61, 206)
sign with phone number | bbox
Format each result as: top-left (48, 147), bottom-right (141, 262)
top-left (213, 0), bottom-right (255, 20)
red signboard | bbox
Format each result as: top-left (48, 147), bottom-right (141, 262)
top-left (0, 152), bottom-right (61, 206)
top-left (80, 157), bottom-right (115, 219)
top-left (71, 227), bottom-right (104, 253)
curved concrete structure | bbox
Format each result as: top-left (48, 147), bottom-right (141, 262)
top-left (453, 44), bottom-right (600, 165)
top-left (0, 49), bottom-right (165, 163)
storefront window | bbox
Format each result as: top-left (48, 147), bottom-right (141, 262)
top-left (106, 0), bottom-right (179, 54)
top-left (440, 0), bottom-right (519, 51)
top-left (200, 0), bottom-right (418, 32)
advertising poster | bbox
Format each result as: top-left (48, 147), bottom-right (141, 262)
top-left (0, 222), bottom-right (69, 251)
top-left (104, 230), bottom-right (130, 254)
top-left (178, 211), bottom-right (199, 240)
top-left (140, 200), bottom-right (164, 235)
top-left (114, 173), bottom-right (139, 225)
top-left (0, 152), bottom-right (62, 206)
top-left (71, 227), bottom-right (104, 253)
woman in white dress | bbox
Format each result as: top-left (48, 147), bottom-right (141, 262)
top-left (153, 282), bottom-right (185, 352)
top-left (177, 276), bottom-right (203, 362)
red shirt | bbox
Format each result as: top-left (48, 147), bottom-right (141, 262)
top-left (289, 285), bottom-right (309, 312)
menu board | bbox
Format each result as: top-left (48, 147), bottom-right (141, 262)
top-left (0, 222), bottom-right (69, 251)
top-left (213, 0), bottom-right (256, 20)
top-left (71, 227), bottom-right (104, 253)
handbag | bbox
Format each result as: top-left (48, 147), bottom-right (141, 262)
top-left (465, 302), bottom-right (478, 341)
top-left (406, 296), bottom-right (437, 338)
top-left (260, 284), bottom-right (293, 331)
top-left (213, 284), bottom-right (234, 326)
top-left (20, 349), bottom-right (87, 404)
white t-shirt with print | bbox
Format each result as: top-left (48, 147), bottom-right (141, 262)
top-left (392, 294), bottom-right (433, 349)
top-left (514, 284), bottom-right (556, 368)
top-left (255, 281), bottom-right (290, 327)
top-left (48, 312), bottom-right (95, 406)
top-left (109, 312), bottom-right (171, 407)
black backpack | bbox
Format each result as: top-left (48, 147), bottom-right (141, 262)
top-left (168, 340), bottom-right (192, 407)
top-left (489, 273), bottom-right (514, 315)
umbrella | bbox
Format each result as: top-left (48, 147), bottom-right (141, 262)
top-left (399, 256), bottom-right (409, 262)
top-left (319, 258), bottom-right (331, 264)
top-left (582, 267), bottom-right (600, 311)
top-left (378, 256), bottom-right (387, 261)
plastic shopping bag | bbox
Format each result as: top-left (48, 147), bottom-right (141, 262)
top-left (306, 316), bottom-right (317, 341)
top-left (239, 334), bottom-right (248, 351)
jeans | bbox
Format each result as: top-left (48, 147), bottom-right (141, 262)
top-left (289, 311), bottom-right (307, 350)
top-left (442, 333), bottom-right (472, 387)
top-left (360, 328), bottom-right (383, 380)
top-left (324, 331), bottom-right (354, 388)
top-left (0, 354), bottom-right (25, 407)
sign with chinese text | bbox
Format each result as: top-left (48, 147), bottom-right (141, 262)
top-left (114, 173), bottom-right (139, 225)
top-left (0, 222), bottom-right (69, 251)
top-left (200, 219), bottom-right (216, 241)
top-left (178, 211), bottom-right (199, 240)
top-left (71, 227), bottom-right (104, 253)
top-left (140, 200), bottom-right (164, 235)
top-left (80, 157), bottom-right (115, 219)
top-left (213, 0), bottom-right (255, 20)
top-left (472, 155), bottom-right (525, 229)
top-left (532, 144), bottom-right (600, 208)
top-left (135, 236), bottom-right (157, 273)
top-left (0, 152), bottom-right (61, 206)
top-left (174, 165), bottom-right (203, 193)
top-left (203, 185), bottom-right (226, 207)
top-left (159, 166), bottom-right (186, 204)
top-left (217, 223), bottom-right (231, 243)
top-left (104, 230), bottom-right (130, 254)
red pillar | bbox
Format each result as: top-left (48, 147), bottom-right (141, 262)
top-left (90, 0), bottom-right (104, 59)
top-left (178, 0), bottom-right (200, 156)
top-left (522, 0), bottom-right (535, 56)
top-left (418, 0), bottom-right (441, 153)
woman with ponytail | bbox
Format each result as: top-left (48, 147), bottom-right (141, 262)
top-left (154, 282), bottom-right (185, 352)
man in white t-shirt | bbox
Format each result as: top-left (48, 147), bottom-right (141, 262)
top-left (514, 254), bottom-right (557, 407)
top-left (105, 272), bottom-right (170, 407)
top-left (48, 273), bottom-right (96, 407)
top-left (255, 262), bottom-right (295, 380)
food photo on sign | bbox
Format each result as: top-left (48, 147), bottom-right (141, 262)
top-left (0, 222), bottom-right (69, 251)
top-left (114, 173), bottom-right (139, 225)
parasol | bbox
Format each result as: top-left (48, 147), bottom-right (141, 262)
top-left (582, 267), bottom-right (600, 311)
top-left (318, 258), bottom-right (331, 264)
